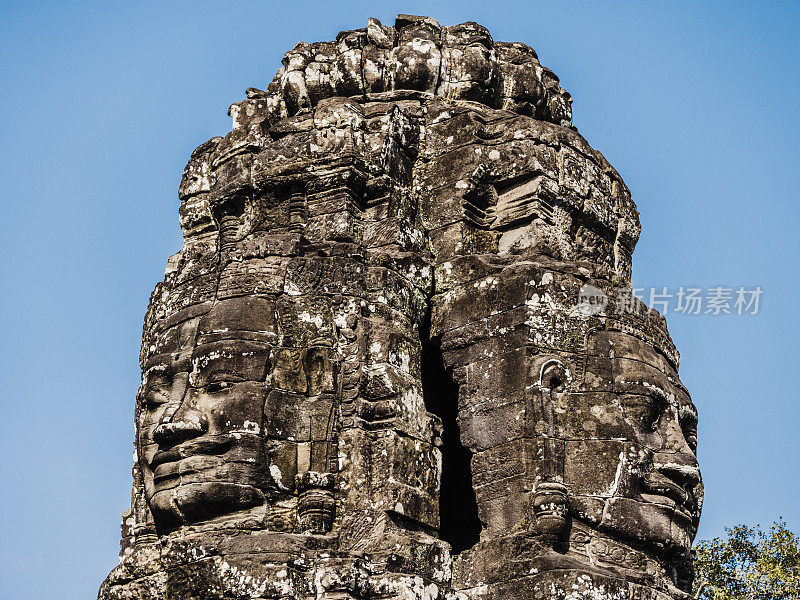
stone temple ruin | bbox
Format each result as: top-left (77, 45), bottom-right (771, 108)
top-left (99, 15), bottom-right (703, 600)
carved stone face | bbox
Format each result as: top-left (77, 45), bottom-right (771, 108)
top-left (137, 296), bottom-right (275, 529)
top-left (554, 328), bottom-right (702, 553)
top-left (437, 258), bottom-right (702, 569)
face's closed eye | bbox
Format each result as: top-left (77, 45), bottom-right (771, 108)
top-left (143, 368), bottom-right (174, 409)
top-left (679, 407), bottom-right (699, 454)
top-left (205, 381), bottom-right (232, 394)
top-left (620, 394), bottom-right (667, 433)
top-left (190, 340), bottom-right (271, 389)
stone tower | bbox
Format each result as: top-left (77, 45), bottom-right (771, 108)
top-left (99, 15), bottom-right (702, 600)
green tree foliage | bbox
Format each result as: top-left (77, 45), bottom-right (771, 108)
top-left (693, 519), bottom-right (800, 599)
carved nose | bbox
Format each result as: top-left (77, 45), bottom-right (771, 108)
top-left (153, 417), bottom-right (207, 444)
top-left (151, 371), bottom-right (206, 445)
top-left (651, 451), bottom-right (701, 493)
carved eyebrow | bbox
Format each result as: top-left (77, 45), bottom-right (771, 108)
top-left (143, 363), bottom-right (170, 378)
top-left (617, 378), bottom-right (672, 403)
top-left (666, 372), bottom-right (691, 395)
top-left (679, 404), bottom-right (699, 423)
top-left (192, 343), bottom-right (270, 364)
top-left (144, 352), bottom-right (191, 375)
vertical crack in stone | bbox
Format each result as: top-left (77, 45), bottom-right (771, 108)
top-left (420, 307), bottom-right (482, 553)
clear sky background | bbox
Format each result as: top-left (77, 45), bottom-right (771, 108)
top-left (1, 1), bottom-right (798, 598)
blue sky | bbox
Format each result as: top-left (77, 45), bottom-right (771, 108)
top-left (1, 1), bottom-right (798, 598)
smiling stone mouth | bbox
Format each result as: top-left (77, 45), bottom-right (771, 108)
top-left (641, 476), bottom-right (696, 520)
top-left (150, 436), bottom-right (234, 469)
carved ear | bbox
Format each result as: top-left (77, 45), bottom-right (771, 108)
top-left (539, 359), bottom-right (568, 393)
top-left (208, 191), bottom-right (246, 249)
top-left (531, 360), bottom-right (572, 548)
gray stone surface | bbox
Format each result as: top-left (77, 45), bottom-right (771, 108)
top-left (100, 15), bottom-right (702, 600)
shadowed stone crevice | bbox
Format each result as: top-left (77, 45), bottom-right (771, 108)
top-left (420, 315), bottom-right (482, 553)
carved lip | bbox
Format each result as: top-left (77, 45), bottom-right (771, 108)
top-left (642, 476), bottom-right (695, 521)
top-left (153, 455), bottom-right (225, 483)
top-left (150, 437), bottom-right (233, 470)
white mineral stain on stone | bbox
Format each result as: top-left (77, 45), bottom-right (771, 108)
top-left (270, 465), bottom-right (284, 487)
top-left (284, 281), bottom-right (302, 296)
top-left (297, 311), bottom-right (324, 328)
top-left (241, 420), bottom-right (260, 434)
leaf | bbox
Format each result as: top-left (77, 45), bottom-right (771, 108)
top-left (693, 519), bottom-right (800, 600)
